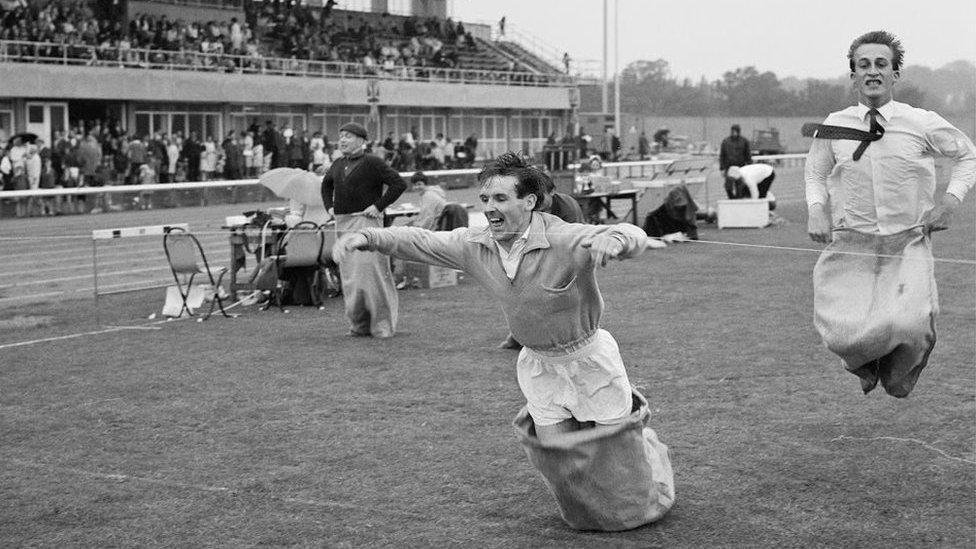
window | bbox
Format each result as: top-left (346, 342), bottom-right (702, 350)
top-left (135, 113), bottom-right (151, 138)
top-left (137, 109), bottom-right (221, 139)
top-left (0, 111), bottom-right (12, 141)
top-left (28, 105), bottom-right (44, 124)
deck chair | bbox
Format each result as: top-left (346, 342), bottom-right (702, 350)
top-left (163, 227), bottom-right (232, 319)
top-left (263, 221), bottom-right (325, 311)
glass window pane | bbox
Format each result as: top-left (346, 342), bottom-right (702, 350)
top-left (171, 114), bottom-right (186, 138)
top-left (28, 105), bottom-right (45, 124)
top-left (211, 114), bottom-right (222, 141)
top-left (0, 112), bottom-right (11, 141)
top-left (152, 114), bottom-right (166, 135)
top-left (49, 106), bottom-right (67, 134)
top-left (135, 113), bottom-right (151, 138)
top-left (311, 114), bottom-right (325, 134)
top-left (448, 117), bottom-right (462, 141)
top-left (188, 114), bottom-right (203, 138)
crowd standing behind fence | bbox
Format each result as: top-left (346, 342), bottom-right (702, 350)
top-left (0, 116), bottom-right (487, 218)
top-left (0, 0), bottom-right (553, 83)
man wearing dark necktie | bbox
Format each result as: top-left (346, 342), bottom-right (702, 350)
top-left (804, 31), bottom-right (976, 397)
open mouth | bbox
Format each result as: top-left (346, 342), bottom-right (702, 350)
top-left (485, 212), bottom-right (505, 229)
top-left (865, 79), bottom-right (882, 87)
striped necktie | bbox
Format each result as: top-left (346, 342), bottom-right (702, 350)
top-left (852, 108), bottom-right (884, 161)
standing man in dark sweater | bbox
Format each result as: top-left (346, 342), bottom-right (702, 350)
top-left (322, 122), bottom-right (407, 338)
top-left (719, 124), bottom-right (752, 199)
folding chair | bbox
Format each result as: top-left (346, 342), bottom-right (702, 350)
top-left (163, 227), bottom-right (233, 319)
top-left (263, 221), bottom-right (326, 311)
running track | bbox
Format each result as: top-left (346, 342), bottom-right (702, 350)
top-left (0, 166), bottom-right (807, 306)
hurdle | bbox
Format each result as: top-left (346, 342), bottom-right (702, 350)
top-left (90, 224), bottom-right (189, 316)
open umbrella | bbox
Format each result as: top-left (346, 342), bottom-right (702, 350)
top-left (259, 167), bottom-right (324, 208)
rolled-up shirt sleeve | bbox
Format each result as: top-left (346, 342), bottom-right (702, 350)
top-left (805, 137), bottom-right (835, 207)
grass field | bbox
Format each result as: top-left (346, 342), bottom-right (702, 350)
top-left (1, 172), bottom-right (974, 547)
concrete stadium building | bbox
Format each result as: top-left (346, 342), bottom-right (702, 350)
top-left (0, 0), bottom-right (578, 159)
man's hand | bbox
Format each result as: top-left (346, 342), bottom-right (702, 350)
top-left (923, 194), bottom-right (962, 233)
top-left (807, 203), bottom-right (833, 244)
top-left (362, 204), bottom-right (383, 219)
top-left (581, 233), bottom-right (624, 267)
top-left (332, 232), bottom-right (369, 263)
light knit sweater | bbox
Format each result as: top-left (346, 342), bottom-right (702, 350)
top-left (361, 212), bottom-right (646, 350)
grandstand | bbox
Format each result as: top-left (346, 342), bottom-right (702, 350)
top-left (0, 0), bottom-right (578, 162)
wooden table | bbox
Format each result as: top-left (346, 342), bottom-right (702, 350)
top-left (572, 188), bottom-right (639, 225)
top-left (383, 205), bottom-right (420, 226)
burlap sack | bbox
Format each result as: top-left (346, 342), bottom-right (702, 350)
top-left (513, 390), bottom-right (675, 531)
top-left (334, 214), bottom-right (398, 337)
top-left (813, 228), bottom-right (939, 397)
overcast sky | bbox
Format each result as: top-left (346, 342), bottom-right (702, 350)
top-left (450, 0), bottom-right (976, 81)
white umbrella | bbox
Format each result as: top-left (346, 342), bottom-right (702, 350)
top-left (259, 168), bottom-right (324, 208)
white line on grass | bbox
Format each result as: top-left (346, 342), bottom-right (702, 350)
top-left (0, 324), bottom-right (165, 350)
top-left (0, 298), bottom-right (250, 350)
top-left (5, 457), bottom-right (430, 517)
top-left (830, 435), bottom-right (976, 465)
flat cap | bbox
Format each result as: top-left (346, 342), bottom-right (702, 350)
top-left (339, 122), bottom-right (368, 139)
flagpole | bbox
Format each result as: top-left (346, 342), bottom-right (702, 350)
top-left (613, 0), bottom-right (620, 138)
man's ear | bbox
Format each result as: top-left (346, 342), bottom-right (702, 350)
top-left (892, 69), bottom-right (900, 83)
top-left (524, 193), bottom-right (537, 211)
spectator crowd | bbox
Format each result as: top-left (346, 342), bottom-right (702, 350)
top-left (0, 0), bottom-right (537, 79)
top-left (0, 116), bottom-right (482, 218)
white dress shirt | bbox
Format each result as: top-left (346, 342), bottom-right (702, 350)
top-left (736, 163), bottom-right (774, 199)
top-left (494, 225), bottom-right (532, 280)
top-left (805, 101), bottom-right (976, 234)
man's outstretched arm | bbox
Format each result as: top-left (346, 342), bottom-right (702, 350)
top-left (580, 222), bottom-right (647, 267)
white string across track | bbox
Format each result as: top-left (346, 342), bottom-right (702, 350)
top-left (1, 230), bottom-right (974, 266)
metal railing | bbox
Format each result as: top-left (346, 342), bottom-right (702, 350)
top-left (0, 154), bottom-right (808, 202)
top-left (0, 40), bottom-right (577, 88)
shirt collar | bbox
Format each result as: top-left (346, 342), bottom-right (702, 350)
top-left (467, 212), bottom-right (552, 253)
top-left (856, 101), bottom-right (896, 122)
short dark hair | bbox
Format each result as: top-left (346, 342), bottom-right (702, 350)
top-left (848, 30), bottom-right (905, 71)
top-left (477, 151), bottom-right (549, 211)
top-left (410, 171), bottom-right (428, 185)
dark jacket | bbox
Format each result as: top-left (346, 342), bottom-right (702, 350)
top-left (545, 192), bottom-right (584, 224)
top-left (322, 153), bottom-right (407, 214)
top-left (719, 135), bottom-right (752, 172)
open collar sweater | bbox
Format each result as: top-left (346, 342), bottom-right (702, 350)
top-left (321, 152), bottom-right (407, 214)
top-left (360, 212), bottom-right (646, 351)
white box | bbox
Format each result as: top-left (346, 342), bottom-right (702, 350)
top-left (403, 261), bottom-right (457, 289)
top-left (225, 215), bottom-right (249, 227)
top-left (717, 199), bottom-right (770, 229)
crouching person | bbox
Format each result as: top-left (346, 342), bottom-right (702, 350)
top-left (333, 152), bottom-right (674, 531)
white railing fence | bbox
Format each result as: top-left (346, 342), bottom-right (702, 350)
top-left (0, 39), bottom-right (577, 88)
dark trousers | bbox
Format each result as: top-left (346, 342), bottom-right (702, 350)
top-left (725, 172), bottom-right (775, 199)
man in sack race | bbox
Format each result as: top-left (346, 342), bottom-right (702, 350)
top-left (322, 122), bottom-right (407, 338)
top-left (804, 30), bottom-right (976, 397)
top-left (333, 152), bottom-right (674, 531)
